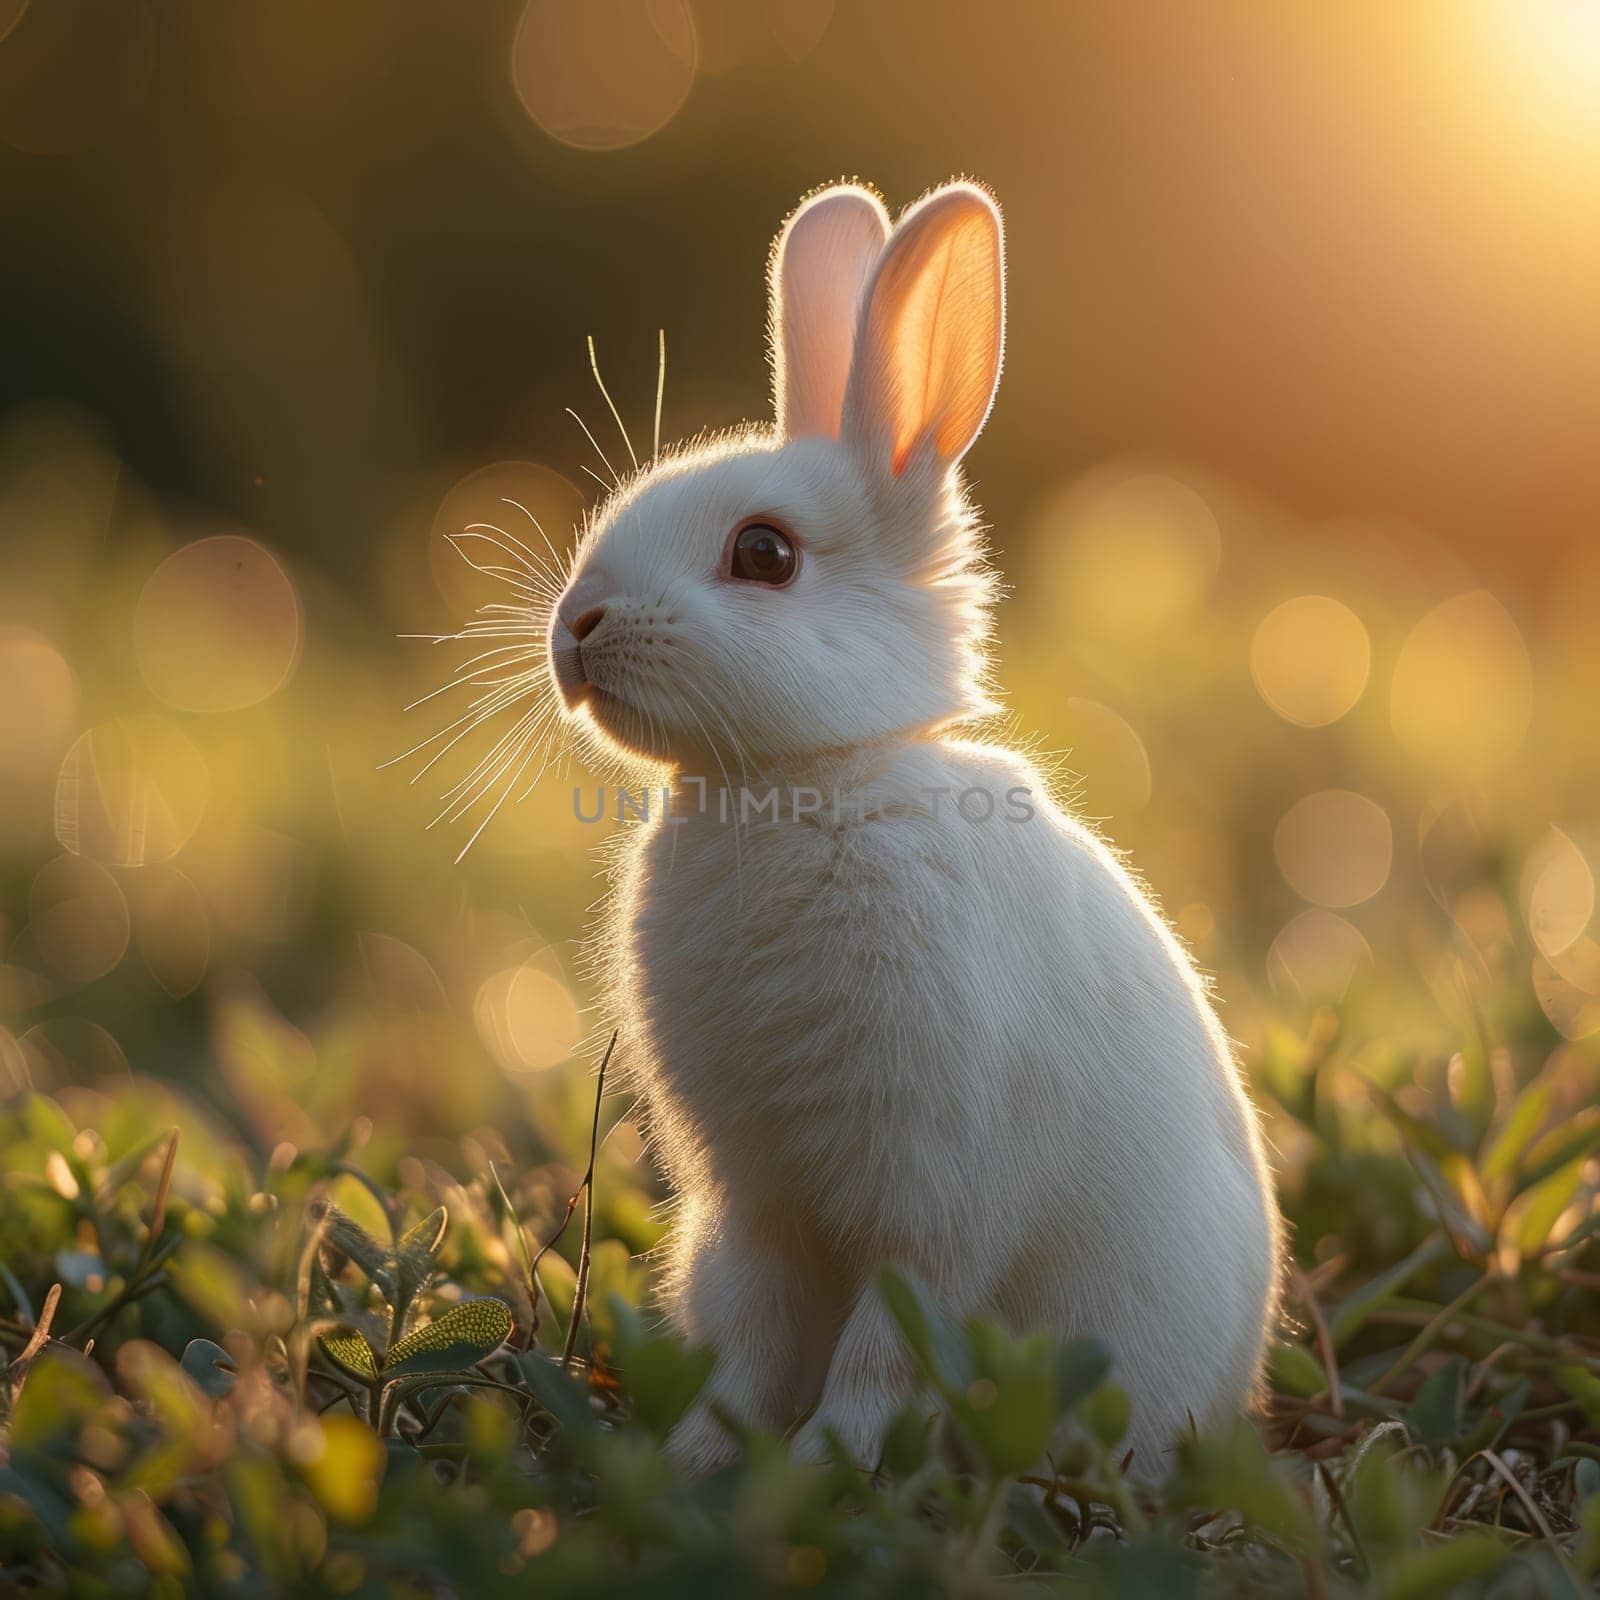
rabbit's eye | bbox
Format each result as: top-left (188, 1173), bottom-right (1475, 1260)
top-left (729, 523), bottom-right (798, 586)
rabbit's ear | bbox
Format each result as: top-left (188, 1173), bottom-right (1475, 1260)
top-left (769, 184), bottom-right (889, 441)
top-left (843, 182), bottom-right (1005, 476)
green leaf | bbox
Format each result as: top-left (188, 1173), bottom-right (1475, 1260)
top-left (382, 1298), bottom-right (512, 1378)
top-left (298, 1414), bottom-right (385, 1525)
top-left (1517, 1108), bottom-right (1600, 1195)
top-left (1404, 1147), bottom-right (1493, 1256)
top-left (1407, 1356), bottom-right (1465, 1444)
top-left (100, 1128), bottom-right (171, 1195)
top-left (1347, 1432), bottom-right (1451, 1564)
top-left (1557, 1365), bottom-right (1600, 1427)
top-left (1055, 1336), bottom-right (1114, 1413)
top-left (879, 1403), bottom-right (935, 1478)
top-left (1509, 1156), bottom-right (1587, 1257)
top-left (21, 1095), bottom-right (77, 1155)
top-left (953, 1322), bottom-right (1060, 1474)
top-left (394, 1206), bottom-right (448, 1313)
top-left (1169, 1420), bottom-right (1314, 1551)
top-left (1447, 1039), bottom-right (1494, 1134)
top-left (0, 1463), bottom-right (75, 1550)
top-left (1081, 1381), bottom-right (1131, 1450)
top-left (319, 1327), bottom-right (380, 1383)
top-left (622, 1335), bottom-right (714, 1436)
top-left (1001, 1479), bottom-right (1072, 1559)
top-left (1095, 1539), bottom-right (1204, 1600)
top-left (317, 1205), bottom-right (395, 1295)
top-left (1379, 1532), bottom-right (1507, 1600)
top-left (0, 1260), bottom-right (34, 1325)
top-left (876, 1269), bottom-right (974, 1394)
top-left (1580, 1488), bottom-right (1600, 1581)
top-left (10, 1349), bottom-right (109, 1450)
top-left (512, 1349), bottom-right (596, 1436)
top-left (180, 1338), bottom-right (239, 1398)
top-left (398, 1206), bottom-right (448, 1258)
top-left (600, 1289), bottom-right (709, 1437)
top-left (1461, 1376), bottom-right (1529, 1455)
top-left (1330, 1235), bottom-right (1451, 1346)
top-left (305, 1252), bottom-right (345, 1318)
top-left (1268, 1341), bottom-right (1330, 1398)
top-left (1480, 1081), bottom-right (1550, 1184)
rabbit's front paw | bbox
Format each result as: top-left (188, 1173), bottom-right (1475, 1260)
top-left (665, 1402), bottom-right (740, 1478)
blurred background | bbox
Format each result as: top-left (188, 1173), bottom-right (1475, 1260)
top-left (2, 1), bottom-right (1598, 1257)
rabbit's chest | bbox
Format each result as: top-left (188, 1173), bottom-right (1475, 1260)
top-left (616, 806), bottom-right (986, 1202)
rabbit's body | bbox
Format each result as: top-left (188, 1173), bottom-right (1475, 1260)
top-left (616, 736), bottom-right (1276, 1471)
top-left (522, 178), bottom-right (1280, 1476)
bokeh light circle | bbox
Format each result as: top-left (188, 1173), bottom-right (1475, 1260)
top-left (1052, 472), bottom-right (1222, 639)
top-left (356, 932), bottom-right (448, 1013)
top-left (766, 0), bottom-right (835, 62)
top-left (1274, 789), bottom-right (1393, 908)
top-left (0, 1027), bottom-right (28, 1093)
top-left (1060, 697), bottom-right (1152, 815)
top-left (510, 0), bottom-right (698, 151)
top-left (1250, 595), bottom-right (1371, 727)
top-left (55, 716), bottom-right (210, 867)
top-left (1533, 939), bottom-right (1600, 1041)
top-left (0, 625), bottom-right (77, 780)
top-left (1267, 908), bottom-right (1372, 999)
top-left (1522, 828), bottom-right (1594, 960)
top-left (17, 1017), bottom-right (131, 1090)
top-left (1390, 590), bottom-right (1532, 777)
top-left (474, 961), bottom-right (582, 1075)
top-left (134, 865), bottom-right (212, 999)
top-left (29, 854), bottom-right (131, 986)
top-left (428, 460), bottom-right (583, 615)
top-left (134, 534), bottom-right (302, 712)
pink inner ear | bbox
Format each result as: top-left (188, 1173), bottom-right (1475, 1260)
top-left (881, 208), bottom-right (1004, 475)
top-left (777, 192), bottom-right (888, 441)
top-left (841, 186), bottom-right (1005, 478)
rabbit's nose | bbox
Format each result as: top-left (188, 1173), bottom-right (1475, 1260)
top-left (568, 604), bottom-right (607, 641)
top-left (550, 577), bottom-right (614, 709)
top-left (556, 575), bottom-right (613, 641)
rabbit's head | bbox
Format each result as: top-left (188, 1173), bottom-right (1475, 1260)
top-left (552, 180), bottom-right (1006, 768)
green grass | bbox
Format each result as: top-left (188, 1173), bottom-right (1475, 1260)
top-left (2, 992), bottom-right (1599, 1599)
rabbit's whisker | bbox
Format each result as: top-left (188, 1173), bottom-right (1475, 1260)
top-left (450, 527), bottom-right (540, 579)
top-left (441, 550), bottom-right (547, 607)
top-left (434, 706), bottom-right (548, 824)
top-left (455, 526), bottom-right (563, 598)
top-left (385, 525), bottom-right (559, 805)
top-left (448, 709), bottom-right (555, 861)
top-left (393, 671), bottom-right (544, 780)
top-left (566, 407), bottom-right (620, 490)
top-left (654, 328), bottom-right (666, 460)
top-left (498, 499), bottom-right (570, 576)
top-left (433, 692), bottom-right (563, 821)
top-left (587, 334), bottom-right (639, 472)
top-left (401, 648), bottom-right (536, 712)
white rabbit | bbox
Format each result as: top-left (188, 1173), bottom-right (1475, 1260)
top-left (540, 180), bottom-right (1282, 1476)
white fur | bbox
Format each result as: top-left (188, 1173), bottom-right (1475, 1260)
top-left (548, 180), bottom-right (1282, 1476)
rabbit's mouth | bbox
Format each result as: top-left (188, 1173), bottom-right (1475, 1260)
top-left (583, 684), bottom-right (628, 720)
top-left (550, 635), bottom-right (589, 708)
top-left (581, 683), bottom-right (674, 760)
